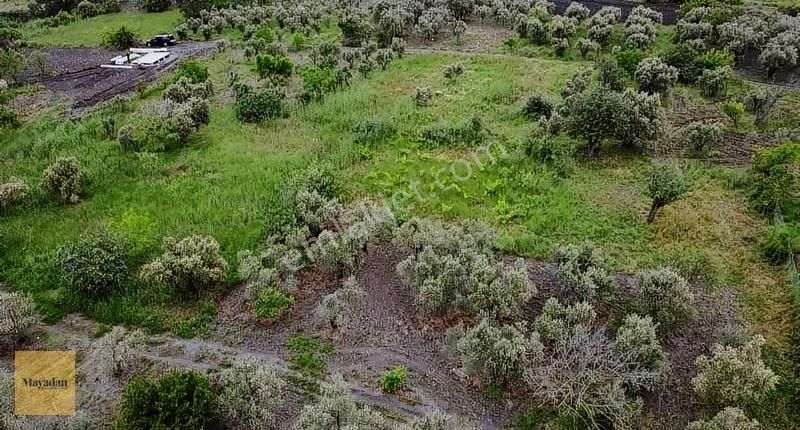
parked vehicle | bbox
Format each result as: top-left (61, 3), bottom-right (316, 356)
top-left (146, 34), bottom-right (177, 47)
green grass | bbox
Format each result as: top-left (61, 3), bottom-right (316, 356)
top-left (285, 335), bottom-right (333, 377)
top-left (22, 10), bottom-right (183, 47)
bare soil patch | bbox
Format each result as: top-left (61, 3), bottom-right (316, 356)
top-left (17, 41), bottom-right (220, 111)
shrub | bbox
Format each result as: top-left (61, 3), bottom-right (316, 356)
top-left (103, 26), bottom-right (137, 50)
top-left (635, 57), bottom-right (679, 95)
top-left (76, 0), bottom-right (97, 18)
top-left (299, 66), bottom-right (347, 102)
top-left (758, 223), bottom-right (800, 264)
top-left (117, 371), bottom-right (217, 430)
top-left (634, 268), bottom-right (696, 331)
top-left (390, 37), bottom-right (406, 58)
top-left (698, 66), bottom-right (732, 97)
top-left (289, 32), bottom-right (306, 52)
top-left (0, 105), bottom-right (19, 128)
top-left (313, 276), bottom-right (365, 329)
top-left (414, 86), bottom-right (434, 107)
top-left (42, 156), bottom-right (84, 204)
top-left (524, 133), bottom-right (574, 175)
top-left (443, 62), bottom-right (465, 79)
top-left (163, 77), bottom-right (213, 103)
top-left (722, 101), bottom-right (745, 127)
top-left (58, 231), bottom-right (129, 298)
top-left (0, 177), bottom-right (28, 211)
top-left (645, 163), bottom-right (690, 223)
top-left (140, 235), bottom-right (228, 296)
top-left (252, 287), bottom-right (294, 320)
top-left (523, 95), bottom-right (553, 119)
top-left (616, 49), bottom-right (645, 75)
top-left (310, 42), bottom-right (340, 69)
top-left (692, 335), bottom-right (778, 408)
top-left (614, 314), bottom-right (666, 378)
top-left (234, 85), bottom-right (284, 123)
top-left (140, 0), bottom-right (171, 13)
top-left (379, 365), bottom-right (407, 393)
top-left (0, 291), bottom-right (36, 341)
top-left (577, 38), bottom-right (600, 59)
top-left (338, 7), bottom-right (371, 47)
top-left (255, 54), bottom-right (293, 82)
top-left (598, 58), bottom-right (626, 91)
top-left (744, 87), bottom-right (782, 128)
top-left (687, 407), bottom-right (761, 430)
top-left (527, 327), bottom-right (656, 429)
top-left (553, 243), bottom-right (615, 302)
top-left (295, 374), bottom-right (389, 428)
top-left (748, 143), bottom-right (800, 217)
top-left (352, 118), bottom-right (396, 153)
top-left (90, 326), bottom-right (146, 378)
top-left (419, 116), bottom-right (485, 148)
top-left (533, 297), bottom-right (596, 343)
top-left (454, 317), bottom-right (544, 386)
top-left (682, 121), bottom-right (723, 154)
top-left (174, 60), bottom-right (209, 83)
top-left (215, 357), bottom-right (285, 430)
top-left (238, 245), bottom-right (303, 295)
top-left (308, 228), bottom-right (364, 277)
top-left (565, 2), bottom-right (590, 21)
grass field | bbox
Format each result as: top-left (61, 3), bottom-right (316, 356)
top-left (22, 10), bottom-right (184, 47)
top-left (0, 47), bottom-right (794, 352)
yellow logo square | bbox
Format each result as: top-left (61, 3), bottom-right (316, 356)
top-left (14, 351), bottom-right (76, 416)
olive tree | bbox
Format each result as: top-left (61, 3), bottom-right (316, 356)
top-left (614, 314), bottom-right (666, 381)
top-left (294, 373), bottom-right (392, 429)
top-left (645, 163), bottom-right (690, 223)
top-left (744, 87), bottom-right (783, 129)
top-left (635, 57), bottom-right (678, 95)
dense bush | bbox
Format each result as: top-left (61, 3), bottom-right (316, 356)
top-left (338, 7), bottom-right (371, 47)
top-left (57, 231), bottom-right (129, 298)
top-left (294, 374), bottom-right (389, 428)
top-left (140, 0), bottom-right (172, 13)
top-left (0, 177), bottom-right (28, 211)
top-left (119, 98), bottom-right (210, 151)
top-left (614, 314), bottom-right (666, 379)
top-left (313, 276), bottom-right (365, 329)
top-left (635, 57), bottom-right (679, 95)
top-left (682, 121), bottom-right (722, 154)
top-left (454, 317), bottom-right (544, 386)
top-left (174, 60), bottom-right (209, 83)
top-left (141, 235), bottom-right (228, 296)
top-left (692, 335), bottom-right (778, 408)
top-left (565, 2), bottom-right (590, 21)
top-left (42, 156), bottom-right (84, 203)
top-left (238, 244), bottom-right (303, 296)
top-left (234, 84), bottom-right (284, 123)
top-left (76, 0), bottom-right (98, 18)
top-left (255, 54), bottom-right (293, 82)
top-left (163, 77), bottom-right (213, 103)
top-left (414, 86), bottom-right (434, 106)
top-left (379, 365), bottom-right (407, 393)
top-left (117, 371), bottom-right (217, 430)
top-left (616, 49), bottom-right (645, 75)
top-left (687, 407), bottom-right (761, 430)
top-left (646, 163), bottom-right (690, 223)
top-left (0, 291), bottom-right (36, 341)
top-left (553, 243), bottom-right (615, 302)
top-left (527, 327), bottom-right (658, 429)
top-left (634, 268), bottom-right (696, 331)
top-left (215, 357), bottom-right (285, 430)
top-left (698, 66), bottom-right (732, 97)
top-left (748, 143), bottom-right (800, 217)
top-left (309, 42), bottom-right (340, 69)
top-left (299, 66), bottom-right (349, 102)
top-left (0, 105), bottom-right (19, 128)
top-left (533, 297), bottom-right (596, 343)
top-left (523, 94), bottom-right (553, 119)
top-left (758, 223), bottom-right (800, 264)
top-left (744, 87), bottom-right (782, 128)
top-left (443, 62), bottom-right (465, 79)
top-left (419, 116), bottom-right (485, 148)
top-left (103, 26), bottom-right (138, 50)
